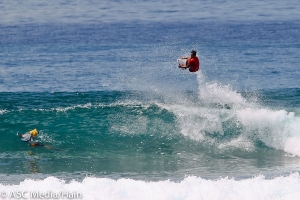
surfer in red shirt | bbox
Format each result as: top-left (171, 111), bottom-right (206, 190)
top-left (178, 50), bottom-right (200, 72)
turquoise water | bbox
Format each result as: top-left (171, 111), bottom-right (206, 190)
top-left (2, 90), bottom-right (298, 181)
top-left (1, 0), bottom-right (300, 199)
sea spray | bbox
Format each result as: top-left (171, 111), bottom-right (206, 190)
top-left (162, 72), bottom-right (300, 156)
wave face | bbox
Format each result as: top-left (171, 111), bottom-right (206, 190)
top-left (1, 74), bottom-right (300, 183)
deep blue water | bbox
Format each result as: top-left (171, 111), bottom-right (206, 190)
top-left (1, 21), bottom-right (300, 93)
top-left (1, 1), bottom-right (300, 199)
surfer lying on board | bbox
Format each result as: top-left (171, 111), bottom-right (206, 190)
top-left (18, 128), bottom-right (44, 147)
top-left (178, 50), bottom-right (200, 72)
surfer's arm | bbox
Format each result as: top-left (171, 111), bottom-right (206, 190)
top-left (180, 57), bottom-right (191, 69)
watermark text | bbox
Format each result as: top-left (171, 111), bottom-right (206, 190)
top-left (0, 190), bottom-right (83, 199)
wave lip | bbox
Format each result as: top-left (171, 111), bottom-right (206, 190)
top-left (237, 108), bottom-right (300, 155)
top-left (167, 72), bottom-right (300, 156)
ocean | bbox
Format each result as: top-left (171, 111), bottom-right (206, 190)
top-left (1, 0), bottom-right (300, 199)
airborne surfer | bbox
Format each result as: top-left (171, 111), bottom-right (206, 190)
top-left (178, 50), bottom-right (200, 72)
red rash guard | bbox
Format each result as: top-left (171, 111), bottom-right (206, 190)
top-left (187, 57), bottom-right (200, 72)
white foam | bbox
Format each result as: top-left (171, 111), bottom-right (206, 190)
top-left (284, 137), bottom-right (300, 156)
top-left (164, 104), bottom-right (227, 141)
top-left (164, 72), bottom-right (300, 156)
top-left (218, 136), bottom-right (254, 151)
top-left (1, 174), bottom-right (300, 200)
top-left (237, 108), bottom-right (300, 155)
top-left (53, 103), bottom-right (93, 112)
top-left (0, 109), bottom-right (8, 115)
top-left (197, 72), bottom-right (246, 106)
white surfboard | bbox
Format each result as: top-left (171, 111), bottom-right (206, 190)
top-left (177, 58), bottom-right (187, 67)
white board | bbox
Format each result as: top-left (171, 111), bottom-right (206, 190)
top-left (177, 58), bottom-right (187, 67)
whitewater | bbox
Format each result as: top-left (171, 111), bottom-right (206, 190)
top-left (1, 174), bottom-right (300, 200)
top-left (1, 73), bottom-right (300, 199)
